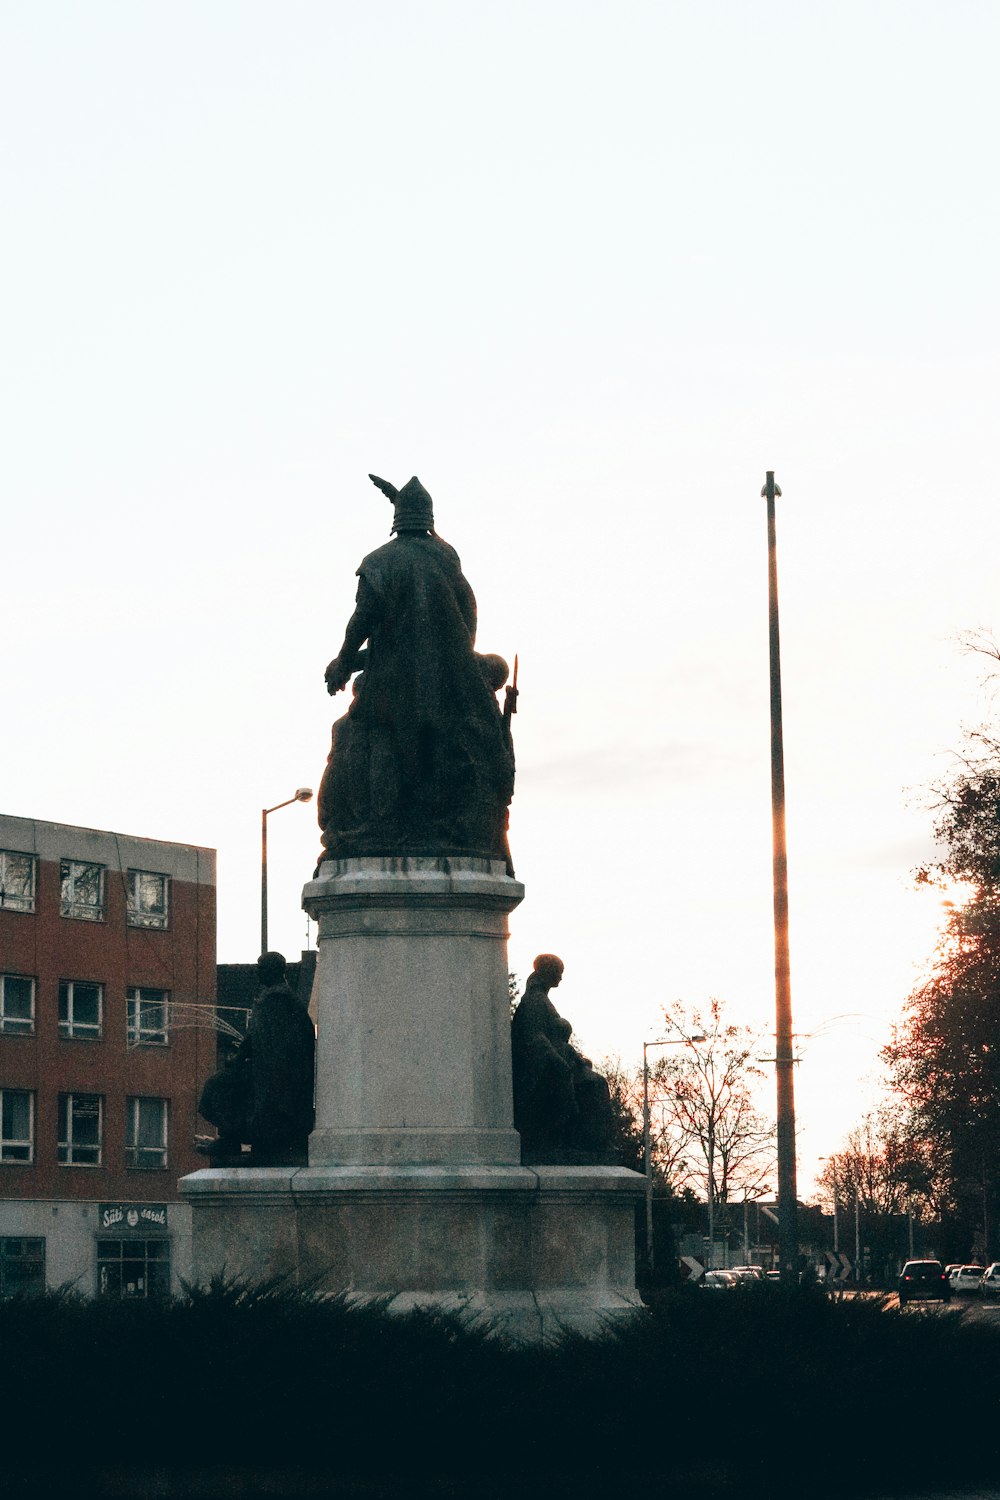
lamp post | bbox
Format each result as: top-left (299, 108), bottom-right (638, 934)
top-left (642, 1028), bottom-right (705, 1272)
top-left (261, 788), bottom-right (313, 953)
top-left (743, 1185), bottom-right (771, 1266)
top-left (761, 469), bottom-right (799, 1285)
top-left (818, 1157), bottom-right (840, 1254)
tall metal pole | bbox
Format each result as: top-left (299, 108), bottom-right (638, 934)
top-left (260, 808), bottom-right (269, 955)
top-left (763, 470), bottom-right (799, 1283)
top-left (642, 1042), bottom-right (653, 1270)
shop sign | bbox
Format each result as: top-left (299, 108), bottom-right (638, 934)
top-left (100, 1203), bottom-right (168, 1232)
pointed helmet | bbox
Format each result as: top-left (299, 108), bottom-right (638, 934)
top-left (368, 473), bottom-right (434, 534)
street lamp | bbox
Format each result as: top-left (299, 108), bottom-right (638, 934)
top-left (642, 1026), bottom-right (705, 1272)
top-left (261, 788), bottom-right (313, 953)
top-left (818, 1157), bottom-right (840, 1254)
top-left (742, 1184), bottom-right (771, 1266)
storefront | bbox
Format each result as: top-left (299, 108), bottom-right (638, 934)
top-left (0, 1198), bottom-right (192, 1297)
top-left (96, 1202), bottom-right (171, 1298)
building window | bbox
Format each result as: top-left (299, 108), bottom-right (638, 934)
top-left (126, 1097), bottom-right (168, 1170)
top-left (58, 979), bottom-right (103, 1040)
top-left (0, 1089), bottom-right (34, 1163)
top-left (0, 1238), bottom-right (45, 1297)
top-left (126, 987), bottom-right (169, 1046)
top-left (97, 1239), bottom-right (170, 1300)
top-left (0, 974), bottom-right (35, 1035)
top-left (57, 1092), bottom-right (103, 1165)
top-left (60, 859), bottom-right (105, 922)
top-left (0, 851), bottom-right (36, 914)
top-left (126, 869), bottom-right (170, 930)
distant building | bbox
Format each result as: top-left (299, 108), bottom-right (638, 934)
top-left (0, 814), bottom-right (216, 1297)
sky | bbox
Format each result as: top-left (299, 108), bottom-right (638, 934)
top-left (3, 2), bottom-right (998, 1197)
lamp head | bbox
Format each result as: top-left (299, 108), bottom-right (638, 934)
top-left (295, 788), bottom-right (314, 803)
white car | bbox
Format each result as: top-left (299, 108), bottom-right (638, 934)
top-left (978, 1263), bottom-right (1000, 1298)
top-left (949, 1264), bottom-right (985, 1294)
top-left (701, 1270), bottom-right (741, 1290)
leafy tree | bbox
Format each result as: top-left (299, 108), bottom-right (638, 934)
top-left (884, 646), bottom-right (1000, 1254)
top-left (600, 1057), bottom-right (645, 1175)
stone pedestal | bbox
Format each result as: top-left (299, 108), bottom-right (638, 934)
top-left (180, 856), bottom-right (645, 1342)
top-left (304, 856), bottom-right (523, 1167)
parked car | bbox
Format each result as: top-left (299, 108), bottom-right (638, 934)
top-left (730, 1265), bottom-right (765, 1282)
top-left (949, 1265), bottom-right (985, 1295)
top-left (898, 1259), bottom-right (951, 1305)
top-left (978, 1263), bottom-right (1000, 1298)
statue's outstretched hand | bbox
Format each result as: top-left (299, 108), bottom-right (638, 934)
top-left (325, 657), bottom-right (349, 695)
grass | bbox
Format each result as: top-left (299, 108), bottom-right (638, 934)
top-left (3, 1279), bottom-right (999, 1498)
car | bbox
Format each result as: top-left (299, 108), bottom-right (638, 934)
top-left (978, 1263), bottom-right (1000, 1297)
top-left (701, 1270), bottom-right (741, 1290)
top-left (898, 1259), bottom-right (951, 1305)
top-left (949, 1264), bottom-right (986, 1295)
top-left (730, 1265), bottom-right (765, 1282)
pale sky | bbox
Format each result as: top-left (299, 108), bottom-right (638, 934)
top-left (3, 2), bottom-right (998, 1196)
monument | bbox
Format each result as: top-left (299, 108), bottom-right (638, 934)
top-left (181, 474), bottom-right (644, 1341)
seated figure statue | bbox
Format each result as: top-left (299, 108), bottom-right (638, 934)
top-left (198, 951), bottom-right (316, 1167)
top-left (510, 954), bottom-right (616, 1165)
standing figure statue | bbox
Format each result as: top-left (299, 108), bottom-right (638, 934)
top-left (197, 952), bottom-right (316, 1166)
top-left (318, 474), bottom-right (516, 868)
top-left (510, 954), bottom-right (616, 1165)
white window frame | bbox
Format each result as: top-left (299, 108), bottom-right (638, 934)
top-left (0, 1089), bottom-right (34, 1164)
top-left (0, 850), bottom-right (36, 914)
top-left (57, 1092), bottom-right (103, 1166)
top-left (60, 859), bottom-right (105, 922)
top-left (126, 986), bottom-right (170, 1046)
top-left (125, 1096), bottom-right (169, 1170)
top-left (58, 979), bottom-right (103, 1040)
top-left (0, 973), bottom-right (35, 1035)
top-left (126, 869), bottom-right (170, 930)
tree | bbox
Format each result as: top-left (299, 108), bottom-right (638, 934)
top-left (646, 998), bottom-right (775, 1261)
top-left (816, 1107), bottom-right (934, 1279)
top-left (600, 1058), bottom-right (645, 1175)
top-left (884, 650), bottom-right (1000, 1255)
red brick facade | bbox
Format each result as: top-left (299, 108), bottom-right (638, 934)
top-left (0, 816), bottom-right (216, 1277)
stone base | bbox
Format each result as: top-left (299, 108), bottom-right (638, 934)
top-left (179, 1162), bottom-right (645, 1344)
top-left (301, 856), bottom-right (525, 1168)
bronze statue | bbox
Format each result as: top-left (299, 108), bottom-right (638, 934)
top-left (318, 475), bottom-right (515, 867)
top-left (510, 954), bottom-right (616, 1165)
top-left (198, 952), bottom-right (316, 1166)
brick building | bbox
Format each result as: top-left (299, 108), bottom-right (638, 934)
top-left (0, 813), bottom-right (216, 1297)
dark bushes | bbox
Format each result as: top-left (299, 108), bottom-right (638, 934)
top-left (3, 1280), bottom-right (1000, 1497)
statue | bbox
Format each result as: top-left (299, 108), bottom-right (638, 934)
top-left (510, 954), bottom-right (616, 1165)
top-left (197, 952), bottom-right (316, 1166)
top-left (318, 474), bottom-right (516, 868)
